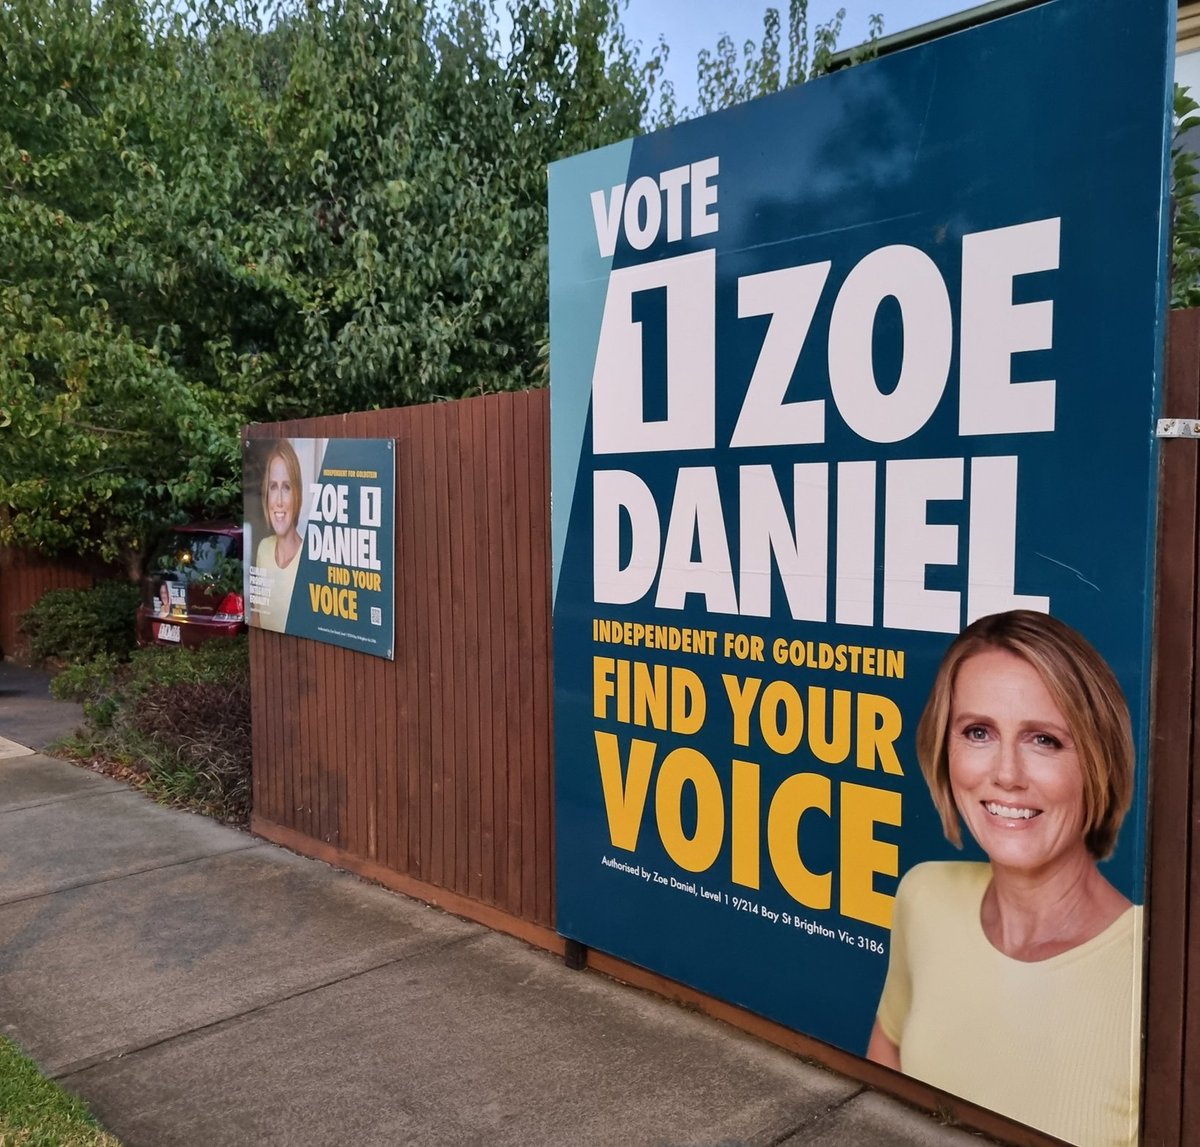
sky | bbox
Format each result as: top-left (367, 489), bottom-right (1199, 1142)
top-left (619, 0), bottom-right (977, 111)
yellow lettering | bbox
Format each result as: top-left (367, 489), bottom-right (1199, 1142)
top-left (617, 658), bottom-right (631, 724)
top-left (856, 692), bottom-right (904, 774)
top-left (633, 661), bottom-right (667, 729)
top-left (307, 583), bottom-right (357, 619)
top-left (656, 747), bottom-right (723, 872)
top-left (808, 687), bottom-right (852, 765)
top-left (722, 674), bottom-right (761, 747)
top-left (839, 782), bottom-right (901, 928)
top-left (731, 759), bottom-right (760, 889)
top-left (759, 679), bottom-right (803, 755)
top-left (593, 657), bottom-right (615, 720)
top-left (670, 667), bottom-right (706, 735)
top-left (767, 773), bottom-right (832, 909)
top-left (594, 732), bottom-right (655, 851)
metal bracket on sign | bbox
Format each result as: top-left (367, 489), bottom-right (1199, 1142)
top-left (1156, 418), bottom-right (1200, 439)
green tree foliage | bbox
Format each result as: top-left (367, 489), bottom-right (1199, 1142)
top-left (1173, 84), bottom-right (1200, 309)
top-left (1, 0), bottom-right (258, 566)
top-left (675, 0), bottom-right (881, 122)
top-left (0, 0), bottom-right (663, 568)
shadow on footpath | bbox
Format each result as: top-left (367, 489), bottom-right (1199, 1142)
top-left (0, 659), bottom-right (84, 751)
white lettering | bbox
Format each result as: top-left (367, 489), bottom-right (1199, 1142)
top-left (590, 184), bottom-right (625, 259)
top-left (967, 455), bottom-right (1050, 621)
top-left (960, 218), bottom-right (1060, 435)
top-left (656, 467), bottom-right (738, 614)
top-left (883, 458), bottom-right (963, 633)
top-left (594, 470), bottom-right (660, 605)
top-left (623, 175), bottom-right (662, 251)
top-left (738, 464), bottom-right (828, 621)
top-left (592, 252), bottom-right (716, 454)
top-left (828, 245), bottom-right (953, 444)
top-left (835, 461), bottom-right (876, 627)
top-left (731, 263), bottom-right (832, 447)
top-left (690, 156), bottom-right (720, 237)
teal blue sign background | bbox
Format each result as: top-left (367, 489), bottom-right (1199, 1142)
top-left (550, 0), bottom-right (1171, 1111)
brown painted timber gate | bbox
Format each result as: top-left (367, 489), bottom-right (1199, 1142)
top-left (249, 310), bottom-right (1200, 1147)
top-left (0, 549), bottom-right (116, 658)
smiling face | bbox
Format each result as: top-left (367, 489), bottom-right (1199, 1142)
top-left (266, 454), bottom-right (297, 537)
top-left (948, 648), bottom-right (1090, 879)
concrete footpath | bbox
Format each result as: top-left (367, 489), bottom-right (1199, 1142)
top-left (0, 666), bottom-right (989, 1147)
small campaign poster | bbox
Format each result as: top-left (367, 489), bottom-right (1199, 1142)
top-left (548, 1), bottom-right (1172, 1144)
top-left (166, 581), bottom-right (187, 619)
top-left (242, 436), bottom-right (396, 660)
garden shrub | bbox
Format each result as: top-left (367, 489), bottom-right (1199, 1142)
top-left (59, 637), bottom-right (252, 824)
top-left (129, 678), bottom-right (252, 822)
top-left (50, 653), bottom-right (124, 726)
top-left (19, 582), bottom-right (140, 665)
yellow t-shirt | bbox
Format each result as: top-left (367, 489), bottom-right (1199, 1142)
top-left (253, 535), bottom-right (300, 633)
top-left (877, 861), bottom-right (1142, 1147)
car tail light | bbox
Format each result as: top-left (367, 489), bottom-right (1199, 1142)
top-left (213, 593), bottom-right (245, 623)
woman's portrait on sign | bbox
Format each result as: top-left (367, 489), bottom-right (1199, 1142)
top-left (244, 438), bottom-right (324, 634)
top-left (867, 610), bottom-right (1141, 1147)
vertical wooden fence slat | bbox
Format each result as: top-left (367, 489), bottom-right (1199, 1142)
top-left (295, 639), bottom-right (311, 841)
top-left (499, 396), bottom-right (526, 917)
top-left (398, 420), bottom-right (420, 877)
top-left (262, 630), bottom-right (277, 829)
top-left (416, 410), bottom-right (436, 883)
top-left (317, 636), bottom-right (335, 845)
top-left (353, 641), bottom-right (367, 855)
top-left (434, 403), bottom-right (457, 893)
top-left (377, 471), bottom-right (391, 863)
top-left (1145, 309), bottom-right (1200, 1147)
top-left (426, 408), bottom-right (446, 887)
top-left (447, 406), bottom-right (471, 899)
top-left (527, 391), bottom-right (554, 926)
top-left (470, 398), bottom-right (497, 907)
top-left (457, 400), bottom-right (483, 904)
top-left (281, 631), bottom-right (297, 834)
top-left (360, 661), bottom-right (374, 857)
top-left (249, 631), bottom-right (271, 822)
top-left (340, 633), bottom-right (356, 853)
top-left (282, 633), bottom-right (298, 833)
top-left (273, 631), bottom-right (288, 830)
top-left (357, 640), bottom-right (373, 859)
top-left (326, 644), bottom-right (342, 849)
top-left (509, 395), bottom-right (533, 921)
top-left (424, 407), bottom-right (443, 886)
top-left (269, 635), bottom-right (280, 830)
top-left (512, 391), bottom-right (542, 925)
top-left (486, 399), bottom-right (511, 909)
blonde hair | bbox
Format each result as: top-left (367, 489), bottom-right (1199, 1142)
top-left (916, 610), bottom-right (1133, 860)
top-left (260, 439), bottom-right (302, 533)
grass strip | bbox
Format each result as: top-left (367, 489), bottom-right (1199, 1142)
top-left (0, 1035), bottom-right (120, 1147)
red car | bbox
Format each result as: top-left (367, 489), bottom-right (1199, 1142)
top-left (135, 522), bottom-right (246, 649)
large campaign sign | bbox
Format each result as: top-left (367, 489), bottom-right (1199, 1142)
top-left (243, 436), bottom-right (396, 659)
top-left (549, 1), bottom-right (1172, 1143)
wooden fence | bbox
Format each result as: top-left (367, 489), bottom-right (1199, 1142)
top-left (249, 392), bottom-right (556, 943)
top-left (249, 311), bottom-right (1200, 1147)
top-left (0, 548), bottom-right (111, 658)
